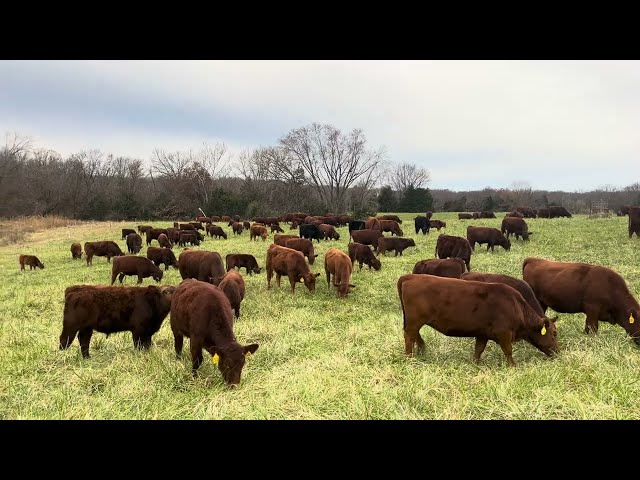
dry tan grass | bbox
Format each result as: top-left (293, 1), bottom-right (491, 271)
top-left (0, 216), bottom-right (86, 246)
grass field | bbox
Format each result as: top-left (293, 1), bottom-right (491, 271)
top-left (1, 213), bottom-right (639, 419)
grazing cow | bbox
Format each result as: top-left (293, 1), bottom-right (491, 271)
top-left (158, 233), bottom-right (172, 249)
top-left (266, 244), bottom-right (320, 294)
top-left (348, 220), bottom-right (366, 238)
top-left (19, 254), bottom-right (45, 271)
top-left (435, 235), bottom-right (472, 271)
top-left (138, 225), bottom-right (153, 234)
top-left (426, 211), bottom-right (433, 220)
top-left (324, 248), bottom-right (355, 298)
top-left (319, 224), bottom-right (340, 240)
top-left (515, 206), bottom-right (537, 218)
top-left (461, 272), bottom-right (545, 317)
top-left (196, 216), bottom-right (211, 224)
top-left (350, 229), bottom-right (384, 252)
top-left (412, 258), bottom-right (465, 279)
top-left (250, 224), bottom-right (268, 241)
top-left (548, 206), bottom-right (572, 218)
top-left (147, 247), bottom-right (178, 271)
top-left (126, 233), bottom-right (143, 254)
top-left (507, 210), bottom-right (525, 218)
top-left (290, 220), bottom-right (300, 230)
top-left (179, 232), bottom-right (200, 247)
top-left (365, 217), bottom-right (381, 231)
top-left (60, 284), bottom-right (175, 358)
top-left (414, 216), bottom-right (430, 235)
top-left (146, 228), bottom-right (169, 246)
top-left (472, 212), bottom-right (481, 219)
top-left (243, 221), bottom-right (251, 230)
top-left (536, 208), bottom-right (549, 218)
top-left (189, 222), bottom-right (205, 231)
top-left (397, 274), bottom-right (558, 365)
top-left (121, 228), bottom-right (136, 240)
top-left (338, 215), bottom-right (352, 227)
top-left (178, 250), bottom-right (225, 286)
top-left (226, 254), bottom-right (261, 275)
top-left (348, 242), bottom-right (381, 271)
top-left (501, 217), bottom-right (532, 241)
top-left (210, 216), bottom-right (221, 222)
top-left (233, 215), bottom-right (241, 222)
top-left (219, 271), bottom-right (246, 319)
top-left (228, 220), bottom-right (235, 227)
top-left (111, 256), bottom-right (163, 285)
top-left (208, 225), bottom-right (228, 240)
top-left (299, 223), bottom-right (323, 243)
top-left (271, 224), bottom-right (285, 234)
top-left (480, 211), bottom-right (496, 219)
top-left (320, 216), bottom-right (338, 226)
top-left (71, 242), bottom-right (82, 260)
top-left (429, 219), bottom-right (447, 231)
top-left (466, 226), bottom-right (511, 252)
top-left (379, 220), bottom-right (403, 237)
top-left (279, 237), bottom-right (318, 265)
top-left (232, 222), bottom-right (243, 235)
top-left (523, 257), bottom-right (640, 343)
top-left (274, 234), bottom-right (298, 245)
top-left (84, 241), bottom-right (124, 266)
top-left (169, 279), bottom-right (258, 384)
top-left (458, 213), bottom-right (473, 220)
top-left (378, 214), bottom-right (402, 224)
top-left (179, 223), bottom-right (196, 231)
top-left (378, 237), bottom-right (416, 256)
top-left (166, 227), bottom-right (181, 244)
top-left (630, 206), bottom-right (640, 238)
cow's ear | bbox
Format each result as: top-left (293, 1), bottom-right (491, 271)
top-left (315, 273), bottom-right (321, 277)
top-left (244, 343), bottom-right (259, 356)
top-left (550, 315), bottom-right (558, 323)
top-left (349, 284), bottom-right (356, 288)
top-left (314, 254), bottom-right (319, 258)
top-left (528, 232), bottom-right (535, 235)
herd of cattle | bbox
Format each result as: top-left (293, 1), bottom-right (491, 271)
top-left (16, 206), bottom-right (640, 386)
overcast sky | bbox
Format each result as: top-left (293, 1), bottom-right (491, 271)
top-left (0, 60), bottom-right (638, 191)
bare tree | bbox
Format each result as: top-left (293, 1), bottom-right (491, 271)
top-left (510, 180), bottom-right (534, 207)
top-left (389, 162), bottom-right (431, 194)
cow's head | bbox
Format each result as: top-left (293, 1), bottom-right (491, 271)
top-left (527, 316), bottom-right (558, 356)
top-left (334, 281), bottom-right (356, 298)
top-left (621, 308), bottom-right (640, 345)
top-left (308, 253), bottom-right (318, 265)
top-left (211, 343), bottom-right (259, 387)
top-left (370, 256), bottom-right (382, 271)
top-left (252, 266), bottom-right (262, 274)
top-left (153, 269), bottom-right (164, 283)
top-left (300, 272), bottom-right (321, 292)
top-left (501, 237), bottom-right (512, 251)
top-left (406, 238), bottom-right (416, 247)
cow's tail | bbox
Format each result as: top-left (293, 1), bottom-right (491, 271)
top-left (397, 275), bottom-right (407, 331)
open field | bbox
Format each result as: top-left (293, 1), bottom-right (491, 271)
top-left (1, 213), bottom-right (639, 419)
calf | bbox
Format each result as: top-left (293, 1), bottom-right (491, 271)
top-left (379, 220), bottom-right (403, 237)
top-left (319, 224), bottom-right (340, 240)
top-left (71, 243), bottom-right (82, 260)
top-left (377, 237), bottom-right (416, 256)
top-left (219, 271), bottom-right (246, 319)
top-left (429, 219), bottom-right (447, 231)
top-left (121, 228), bottom-right (136, 240)
top-left (348, 242), bottom-right (381, 271)
top-left (60, 284), bottom-right (174, 358)
top-left (501, 217), bottom-right (532, 241)
top-left (111, 256), bottom-right (163, 285)
top-left (208, 225), bottom-right (228, 239)
top-left (232, 222), bottom-right (244, 235)
top-left (523, 257), bottom-right (640, 343)
top-left (397, 274), bottom-right (558, 365)
top-left (250, 224), bottom-right (268, 241)
top-left (414, 216), bottom-right (430, 235)
top-left (158, 233), bottom-right (172, 249)
top-left (226, 254), bottom-right (261, 275)
top-left (169, 279), bottom-right (259, 385)
top-left (466, 226), bottom-right (510, 252)
top-left (126, 233), bottom-right (143, 254)
top-left (271, 224), bottom-right (285, 234)
top-left (461, 272), bottom-right (544, 317)
top-left (324, 248), bottom-right (355, 298)
top-left (178, 250), bottom-right (225, 286)
top-left (299, 223), bottom-right (323, 243)
top-left (629, 206), bottom-right (640, 238)
top-left (435, 235), bottom-right (472, 271)
top-left (84, 241), bottom-right (124, 266)
top-left (412, 258), bottom-right (465, 278)
top-left (179, 232), bottom-right (200, 247)
top-left (19, 254), bottom-right (45, 271)
top-left (266, 244), bottom-right (320, 294)
top-left (458, 213), bottom-right (472, 219)
top-left (147, 246), bottom-right (178, 271)
top-left (350, 229), bottom-right (384, 252)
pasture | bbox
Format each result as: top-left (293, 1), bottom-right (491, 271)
top-left (1, 213), bottom-right (639, 419)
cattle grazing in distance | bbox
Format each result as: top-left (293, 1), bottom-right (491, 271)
top-left (411, 258), bottom-right (465, 279)
top-left (178, 250), bottom-right (225, 286)
top-left (501, 217), bottom-right (532, 241)
top-left (466, 226), bottom-right (511, 252)
top-left (426, 211), bottom-right (433, 220)
top-left (169, 279), bottom-right (258, 385)
top-left (523, 257), bottom-right (640, 343)
top-left (146, 228), bottom-right (169, 246)
top-left (429, 219), bottom-right (447, 231)
top-left (348, 220), bottom-right (366, 238)
top-left (158, 233), bottom-right (172, 249)
top-left (147, 247), bottom-right (178, 271)
top-left (231, 222), bottom-right (244, 235)
top-left (84, 241), bottom-right (124, 266)
top-left (324, 248), bottom-right (355, 298)
top-left (548, 206), bottom-right (572, 218)
top-left (233, 215), bottom-right (241, 222)
top-left (226, 254), bottom-right (262, 275)
top-left (348, 243), bottom-right (381, 271)
top-left (138, 225), bottom-right (153, 235)
top-left (365, 217), bottom-right (381, 230)
top-left (189, 222), bottom-right (205, 231)
top-left (121, 228), bottom-right (136, 240)
top-left (480, 211), bottom-right (496, 219)
top-left (219, 271), bottom-right (246, 319)
top-left (472, 212), bottom-right (481, 219)
top-left (461, 272), bottom-right (545, 316)
top-left (435, 235), bottom-right (472, 271)
top-left (279, 237), bottom-right (318, 265)
top-left (111, 256), bottom-right (163, 285)
top-left (458, 213), bottom-right (473, 220)
top-left (166, 227), bottom-right (181, 244)
top-left (379, 220), bottom-right (403, 237)
top-left (378, 214), bottom-right (402, 224)
top-left (266, 244), bottom-right (320, 294)
top-left (196, 216), bottom-right (211, 224)
top-left (271, 224), bottom-right (285, 234)
top-left (71, 243), bottom-right (82, 260)
top-left (60, 284), bottom-right (175, 358)
top-left (19, 254), bottom-right (45, 271)
top-left (243, 221), bottom-right (251, 231)
top-left (377, 237), bottom-right (416, 256)
top-left (250, 224), bottom-right (269, 241)
top-left (179, 223), bottom-right (196, 231)
top-left (319, 224), bottom-right (340, 240)
top-left (208, 225), bottom-right (228, 240)
top-left (179, 231), bottom-right (200, 247)
top-left (210, 216), bottom-right (221, 222)
top-left (507, 210), bottom-right (525, 218)
top-left (397, 274), bottom-right (558, 366)
top-left (515, 206), bottom-right (537, 218)
top-left (350, 229), bottom-right (384, 252)
top-left (629, 206), bottom-right (640, 238)
top-left (299, 223), bottom-right (323, 243)
top-left (126, 233), bottom-right (143, 254)
top-left (414, 216), bottom-right (430, 235)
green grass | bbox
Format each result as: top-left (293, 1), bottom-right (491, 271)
top-left (1, 214), bottom-right (639, 419)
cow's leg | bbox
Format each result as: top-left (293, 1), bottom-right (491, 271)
top-left (474, 337), bottom-right (488, 363)
top-left (276, 273), bottom-right (282, 288)
top-left (118, 273), bottom-right (125, 284)
top-left (288, 275), bottom-right (296, 294)
top-left (78, 328), bottom-right (93, 359)
top-left (414, 329), bottom-right (426, 354)
top-left (110, 271), bottom-right (118, 285)
top-left (140, 335), bottom-right (153, 350)
top-left (584, 304), bottom-right (600, 335)
top-left (173, 330), bottom-right (184, 357)
top-left (190, 338), bottom-right (204, 377)
top-left (132, 331), bottom-right (144, 350)
top-left (326, 269), bottom-right (331, 289)
top-left (496, 334), bottom-right (515, 367)
top-left (266, 269), bottom-right (273, 289)
top-left (137, 275), bottom-right (143, 285)
top-left (404, 327), bottom-right (420, 355)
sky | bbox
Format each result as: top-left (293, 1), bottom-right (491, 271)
top-left (0, 60), bottom-right (638, 191)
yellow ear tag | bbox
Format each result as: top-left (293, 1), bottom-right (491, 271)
top-left (300, 278), bottom-right (305, 283)
top-left (541, 325), bottom-right (547, 335)
top-left (212, 353), bottom-right (220, 364)
top-left (245, 351), bottom-right (251, 357)
top-left (630, 314), bottom-right (635, 324)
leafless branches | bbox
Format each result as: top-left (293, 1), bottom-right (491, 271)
top-left (389, 162), bottom-right (431, 194)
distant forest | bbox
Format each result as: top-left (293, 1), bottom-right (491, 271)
top-left (1, 127), bottom-right (638, 220)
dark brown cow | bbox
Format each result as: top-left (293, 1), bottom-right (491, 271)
top-left (111, 256), bottom-right (163, 285)
top-left (397, 274), bottom-right (558, 365)
top-left (158, 233), bottom-right (172, 249)
top-left (350, 229), bottom-right (384, 252)
top-left (166, 227), bottom-right (181, 244)
top-left (426, 211), bottom-right (433, 220)
top-left (226, 254), bottom-right (261, 275)
top-left (219, 271), bottom-right (246, 319)
top-left (523, 257), bottom-right (640, 343)
top-left (501, 217), bottom-right (532, 241)
top-left (548, 206), bottom-right (571, 218)
top-left (319, 224), bottom-right (340, 240)
top-left (480, 211), bottom-right (496, 219)
top-left (507, 210), bottom-right (525, 218)
top-left (536, 208), bottom-right (549, 218)
top-left (250, 224), bottom-right (268, 241)
top-left (146, 228), bottom-right (169, 246)
top-left (290, 220), bottom-right (299, 230)
top-left (429, 219), bottom-right (447, 231)
top-left (196, 216), bottom-right (211, 224)
top-left (169, 279), bottom-right (259, 384)
top-left (266, 244), bottom-right (320, 294)
top-left (461, 272), bottom-right (545, 317)
top-left (243, 221), bottom-right (251, 230)
top-left (60, 284), bottom-right (175, 358)
top-left (619, 206), bottom-right (632, 216)
top-left (71, 243), bottom-right (82, 260)
top-left (147, 247), bottom-right (178, 271)
top-left (365, 217), bottom-right (381, 230)
top-left (228, 220), bottom-right (235, 227)
top-left (337, 215), bottom-right (352, 226)
top-left (472, 212), bottom-right (481, 219)
top-left (121, 228), bottom-right (136, 240)
top-left (84, 241), bottom-right (124, 266)
top-left (189, 222), bottom-right (205, 231)
top-left (435, 235), bottom-right (472, 271)
top-left (126, 233), bottom-right (143, 254)
top-left (515, 206), bottom-right (536, 218)
top-left (412, 258), bottom-right (465, 278)
top-left (276, 236), bottom-right (318, 265)
top-left (210, 216), bottom-right (221, 222)
top-left (233, 215), bottom-right (241, 222)
top-left (379, 220), bottom-right (403, 237)
top-left (19, 254), bottom-right (44, 271)
top-left (178, 250), bottom-right (225, 286)
top-left (414, 216), bottom-right (430, 235)
top-left (274, 234), bottom-right (298, 245)
top-left (378, 237), bottom-right (416, 256)
top-left (232, 222), bottom-right (243, 235)
top-left (324, 248), bottom-right (355, 298)
top-left (348, 243), bottom-right (381, 271)
top-left (378, 214), bottom-right (402, 224)
top-left (466, 226), bottom-right (510, 252)
top-left (179, 232), bottom-right (200, 247)
top-left (271, 224), bottom-right (285, 234)
top-left (208, 225), bottom-right (227, 240)
top-left (179, 223), bottom-right (196, 231)
top-left (630, 206), bottom-right (640, 238)
top-left (138, 225), bottom-right (153, 234)
top-left (458, 213), bottom-right (473, 220)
